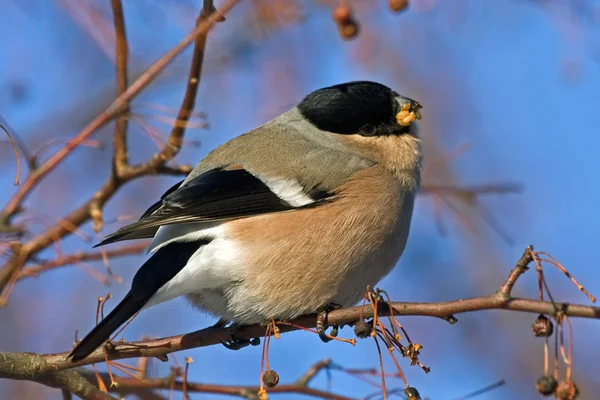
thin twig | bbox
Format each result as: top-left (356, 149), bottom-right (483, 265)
top-left (35, 368), bottom-right (116, 400)
top-left (0, 0), bottom-right (238, 218)
top-left (110, 0), bottom-right (130, 172)
top-left (0, 0), bottom-right (236, 300)
top-left (498, 245), bottom-right (534, 296)
top-left (1, 124), bottom-right (21, 186)
top-left (86, 361), bottom-right (352, 400)
top-left (123, 0), bottom-right (216, 177)
top-left (17, 241), bottom-right (149, 280)
top-left (295, 359), bottom-right (332, 387)
top-left (420, 183), bottom-right (522, 196)
top-left (449, 379), bottom-right (506, 400)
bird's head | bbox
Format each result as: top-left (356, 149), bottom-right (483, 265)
top-left (297, 81), bottom-right (422, 137)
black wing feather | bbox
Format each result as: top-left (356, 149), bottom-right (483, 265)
top-left (95, 168), bottom-right (328, 247)
top-left (138, 179), bottom-right (184, 219)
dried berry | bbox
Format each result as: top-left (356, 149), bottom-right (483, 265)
top-left (262, 370), bottom-right (279, 388)
top-left (536, 375), bottom-right (558, 396)
top-left (332, 4), bottom-right (352, 25)
top-left (353, 319), bottom-right (371, 338)
top-left (556, 380), bottom-right (579, 400)
top-left (389, 0), bottom-right (409, 12)
top-left (404, 386), bottom-right (421, 400)
top-left (338, 20), bottom-right (359, 40)
top-left (532, 314), bottom-right (554, 337)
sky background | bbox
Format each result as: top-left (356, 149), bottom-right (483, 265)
top-left (1, 1), bottom-right (600, 399)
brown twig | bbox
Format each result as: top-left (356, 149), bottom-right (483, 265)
top-left (1, 249), bottom-right (598, 397)
top-left (295, 359), bottom-right (332, 387)
top-left (34, 368), bottom-right (116, 400)
top-left (1, 296), bottom-right (598, 375)
top-left (0, 0), bottom-right (236, 219)
top-left (110, 0), bottom-right (130, 173)
top-left (420, 183), bottom-right (522, 196)
top-left (85, 359), bottom-right (351, 400)
top-left (1, 124), bottom-right (22, 186)
top-left (0, 1), bottom-right (237, 300)
top-left (0, 117), bottom-right (35, 171)
top-left (16, 241), bottom-right (149, 281)
top-left (122, 0), bottom-right (216, 178)
top-left (498, 245), bottom-right (534, 296)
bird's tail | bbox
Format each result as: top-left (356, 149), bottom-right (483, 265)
top-left (68, 292), bottom-right (146, 362)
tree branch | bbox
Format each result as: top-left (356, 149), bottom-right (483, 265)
top-left (1, 298), bottom-right (597, 377)
top-left (1, 248), bottom-right (598, 396)
top-left (16, 241), bottom-right (149, 281)
top-left (122, 0), bottom-right (215, 177)
top-left (420, 183), bottom-right (522, 196)
top-left (0, 0), bottom-right (235, 219)
top-left (80, 359), bottom-right (349, 400)
top-left (110, 0), bottom-right (130, 172)
top-left (0, 0), bottom-right (236, 299)
top-left (3, 363), bottom-right (116, 400)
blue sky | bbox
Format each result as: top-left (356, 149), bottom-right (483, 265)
top-left (1, 1), bottom-right (599, 399)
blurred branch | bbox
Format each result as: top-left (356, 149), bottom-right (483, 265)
top-left (16, 241), bottom-right (149, 281)
top-left (0, 0), bottom-right (235, 303)
top-left (0, 116), bottom-right (35, 172)
top-left (122, 0), bottom-right (214, 178)
top-left (79, 359), bottom-right (348, 400)
top-left (0, 0), bottom-right (234, 220)
top-left (0, 246), bottom-right (598, 378)
top-left (0, 124), bottom-right (22, 186)
top-left (420, 183), bottom-right (522, 197)
top-left (25, 368), bottom-right (115, 400)
top-left (110, 0), bottom-right (130, 172)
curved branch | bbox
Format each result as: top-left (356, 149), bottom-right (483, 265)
top-left (110, 0), bottom-right (130, 172)
top-left (1, 247), bottom-right (598, 397)
top-left (0, 1), bottom-right (235, 300)
top-left (0, 295), bottom-right (597, 379)
top-left (81, 360), bottom-right (350, 400)
top-left (16, 242), bottom-right (149, 281)
top-left (0, 0), bottom-right (237, 219)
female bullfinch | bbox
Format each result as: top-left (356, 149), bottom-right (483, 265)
top-left (68, 80), bottom-right (423, 361)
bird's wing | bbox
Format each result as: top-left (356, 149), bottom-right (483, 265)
top-left (95, 166), bottom-right (334, 247)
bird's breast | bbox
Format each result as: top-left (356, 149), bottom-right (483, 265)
top-left (217, 166), bottom-right (418, 323)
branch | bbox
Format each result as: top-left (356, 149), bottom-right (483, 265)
top-left (0, 0), bottom-right (237, 219)
top-left (0, 124), bottom-right (21, 186)
top-left (1, 247), bottom-right (598, 396)
top-left (110, 0), bottom-right (130, 172)
top-left (82, 359), bottom-right (349, 400)
top-left (16, 242), bottom-right (149, 281)
top-left (122, 0), bottom-right (215, 177)
top-left (1, 298), bottom-right (597, 376)
top-left (3, 364), bottom-right (116, 400)
top-left (420, 183), bottom-right (521, 197)
top-left (0, 1), bottom-right (235, 299)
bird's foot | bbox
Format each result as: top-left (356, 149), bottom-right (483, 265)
top-left (316, 302), bottom-right (342, 343)
top-left (215, 321), bottom-right (260, 350)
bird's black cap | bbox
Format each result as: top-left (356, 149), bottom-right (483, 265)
top-left (298, 81), bottom-right (419, 136)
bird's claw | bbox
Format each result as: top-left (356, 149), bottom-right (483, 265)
top-left (316, 303), bottom-right (342, 343)
top-left (219, 323), bottom-right (260, 350)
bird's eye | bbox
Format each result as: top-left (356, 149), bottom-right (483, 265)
top-left (359, 124), bottom-right (378, 136)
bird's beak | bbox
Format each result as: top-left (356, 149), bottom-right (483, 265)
top-left (395, 97), bottom-right (423, 126)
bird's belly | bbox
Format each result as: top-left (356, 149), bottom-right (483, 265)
top-left (188, 234), bottom-right (407, 324)
top-left (187, 196), bottom-right (414, 324)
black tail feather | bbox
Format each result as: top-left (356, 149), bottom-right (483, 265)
top-left (68, 292), bottom-right (146, 362)
top-left (69, 240), bottom-right (206, 362)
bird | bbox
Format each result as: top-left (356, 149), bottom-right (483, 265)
top-left (68, 80), bottom-right (423, 362)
